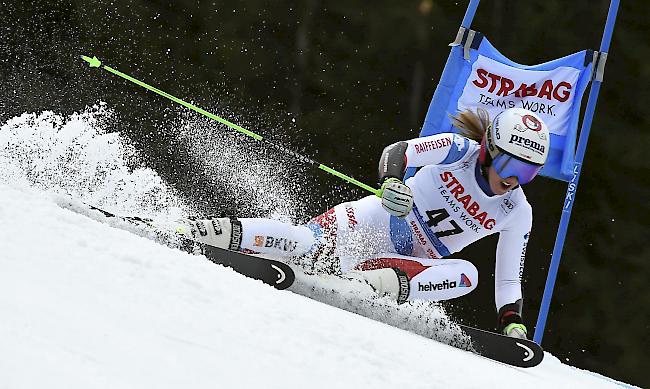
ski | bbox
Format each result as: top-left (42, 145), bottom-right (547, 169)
top-left (61, 199), bottom-right (295, 290)
top-left (458, 324), bottom-right (544, 367)
top-left (198, 243), bottom-right (294, 290)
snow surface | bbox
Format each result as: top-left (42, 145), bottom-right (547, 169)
top-left (0, 109), bottom-right (639, 388)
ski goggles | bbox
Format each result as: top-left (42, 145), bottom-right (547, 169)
top-left (492, 152), bottom-right (543, 185)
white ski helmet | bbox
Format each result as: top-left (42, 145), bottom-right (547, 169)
top-left (480, 108), bottom-right (550, 184)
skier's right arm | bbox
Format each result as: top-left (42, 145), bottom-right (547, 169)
top-left (378, 132), bottom-right (470, 182)
top-left (377, 133), bottom-right (466, 218)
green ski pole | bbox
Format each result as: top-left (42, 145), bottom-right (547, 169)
top-left (81, 55), bottom-right (380, 196)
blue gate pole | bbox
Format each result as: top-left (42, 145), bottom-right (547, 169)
top-left (533, 0), bottom-right (620, 344)
top-left (461, 0), bottom-right (481, 28)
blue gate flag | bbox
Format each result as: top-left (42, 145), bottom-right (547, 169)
top-left (420, 31), bottom-right (594, 182)
top-left (433, 0), bottom-right (619, 346)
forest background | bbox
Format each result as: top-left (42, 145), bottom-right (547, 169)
top-left (1, 0), bottom-right (647, 386)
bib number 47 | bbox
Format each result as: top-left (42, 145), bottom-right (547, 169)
top-left (425, 208), bottom-right (464, 238)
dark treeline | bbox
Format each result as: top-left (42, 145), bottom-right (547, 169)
top-left (0, 1), bottom-right (648, 386)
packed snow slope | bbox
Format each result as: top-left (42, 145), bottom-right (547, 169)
top-left (1, 185), bottom-right (639, 389)
top-left (0, 111), bottom-right (637, 389)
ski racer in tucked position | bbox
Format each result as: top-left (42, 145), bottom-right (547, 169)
top-left (177, 107), bottom-right (549, 339)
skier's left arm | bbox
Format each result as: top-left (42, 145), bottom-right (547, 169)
top-left (494, 203), bottom-right (533, 336)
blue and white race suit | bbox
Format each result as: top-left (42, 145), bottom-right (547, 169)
top-left (223, 133), bottom-right (533, 312)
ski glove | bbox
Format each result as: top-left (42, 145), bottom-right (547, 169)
top-left (503, 323), bottom-right (528, 339)
top-left (378, 177), bottom-right (414, 218)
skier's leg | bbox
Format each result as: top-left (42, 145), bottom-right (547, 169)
top-left (239, 218), bottom-right (317, 257)
top-left (349, 254), bottom-right (478, 303)
top-left (174, 194), bottom-right (397, 263)
top-left (319, 195), bottom-right (397, 271)
top-left (175, 217), bottom-right (318, 258)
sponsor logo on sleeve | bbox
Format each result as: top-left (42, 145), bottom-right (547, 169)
top-left (414, 136), bottom-right (452, 154)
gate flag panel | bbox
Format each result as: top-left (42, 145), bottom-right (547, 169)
top-left (419, 31), bottom-right (593, 182)
top-left (416, 0), bottom-right (619, 344)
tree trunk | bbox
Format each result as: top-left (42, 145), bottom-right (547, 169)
top-left (290, 0), bottom-right (319, 117)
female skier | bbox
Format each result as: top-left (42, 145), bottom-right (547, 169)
top-left (176, 107), bottom-right (550, 339)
